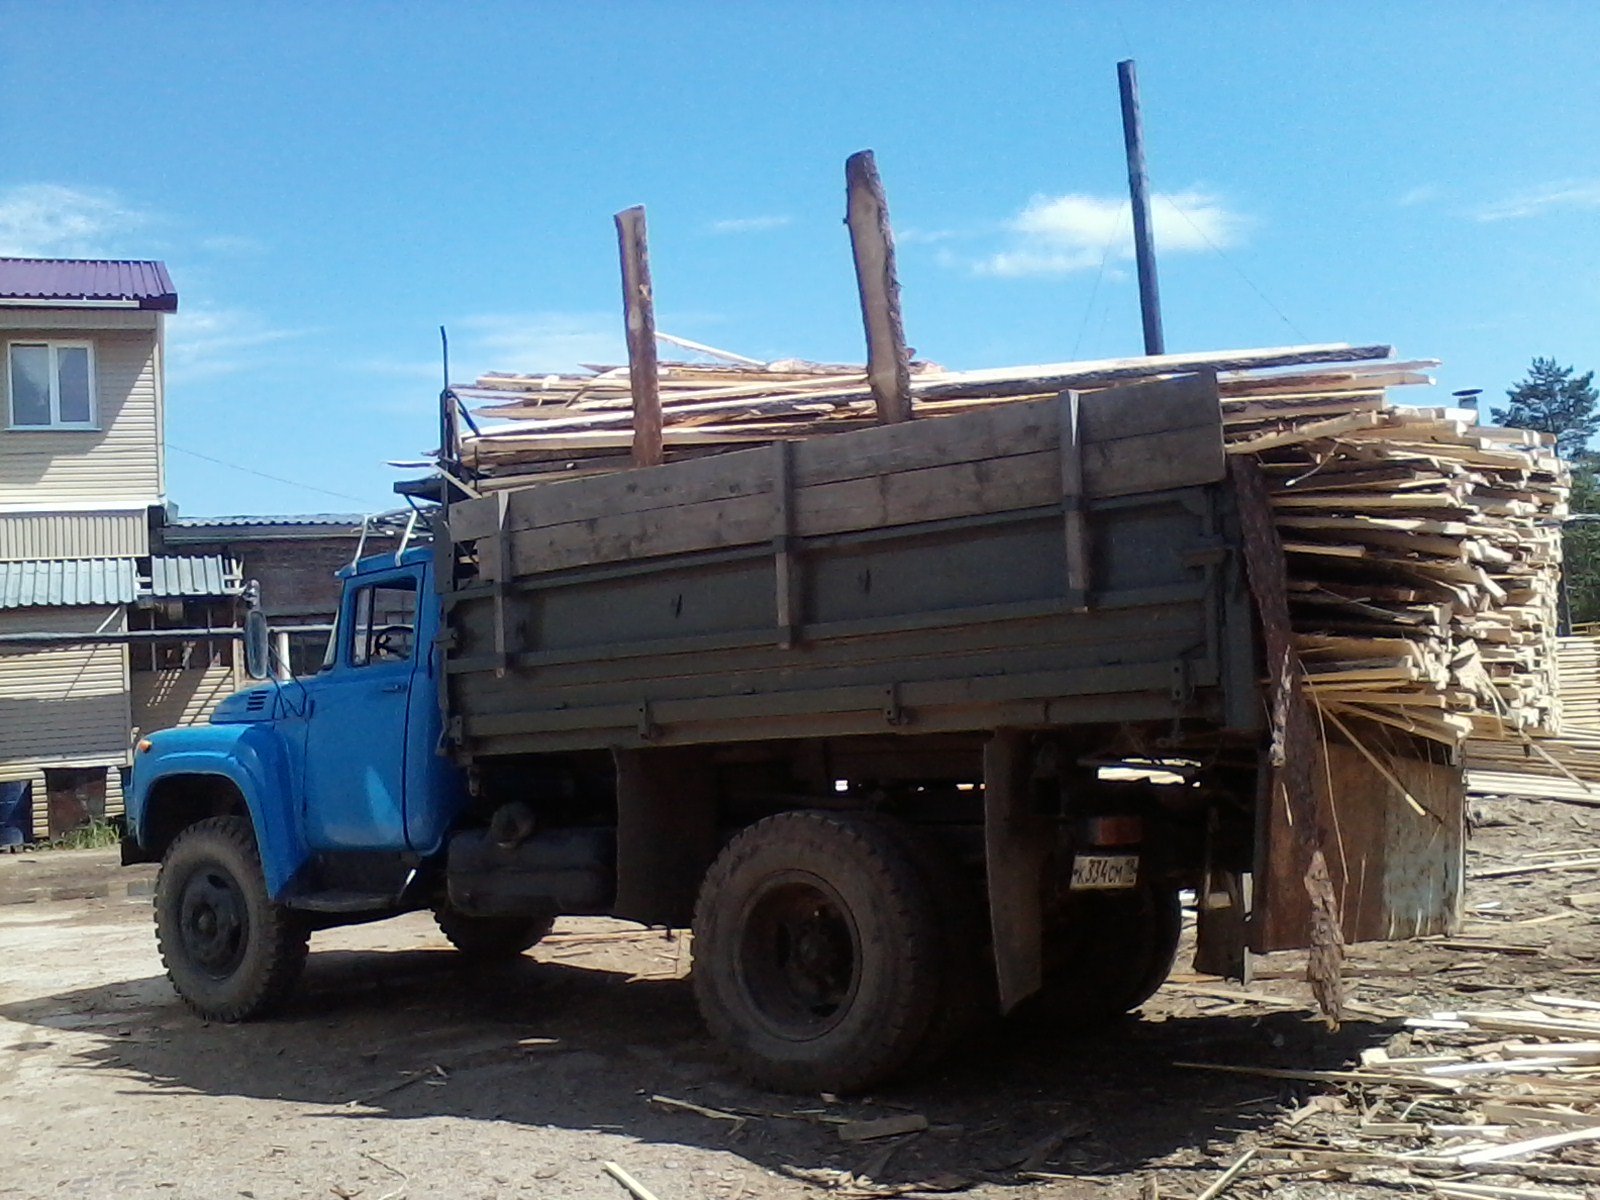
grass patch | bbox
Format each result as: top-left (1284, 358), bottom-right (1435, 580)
top-left (46, 820), bottom-right (124, 851)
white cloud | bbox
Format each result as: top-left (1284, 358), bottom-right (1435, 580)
top-left (969, 189), bottom-right (1248, 278)
top-left (197, 233), bottom-right (265, 256)
top-left (456, 312), bottom-right (625, 375)
top-left (897, 227), bottom-right (962, 245)
top-left (166, 307), bottom-right (308, 386)
top-left (1397, 184), bottom-right (1440, 208)
top-left (1474, 180), bottom-right (1600, 222)
top-left (0, 183), bottom-right (149, 257)
top-left (708, 215), bottom-right (793, 234)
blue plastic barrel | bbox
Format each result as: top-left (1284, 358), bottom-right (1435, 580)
top-left (0, 780), bottom-right (33, 847)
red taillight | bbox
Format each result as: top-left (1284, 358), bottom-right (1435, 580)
top-left (1082, 815), bottom-right (1142, 846)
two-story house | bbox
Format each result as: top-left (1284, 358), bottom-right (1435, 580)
top-left (0, 259), bottom-right (244, 841)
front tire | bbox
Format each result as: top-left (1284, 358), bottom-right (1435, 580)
top-left (691, 810), bottom-right (942, 1094)
top-left (154, 816), bottom-right (308, 1021)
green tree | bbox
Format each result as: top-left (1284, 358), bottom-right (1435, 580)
top-left (1566, 465), bottom-right (1600, 625)
top-left (1494, 357), bottom-right (1600, 460)
top-left (1494, 359), bottom-right (1600, 626)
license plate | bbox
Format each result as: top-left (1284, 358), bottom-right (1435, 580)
top-left (1069, 853), bottom-right (1140, 891)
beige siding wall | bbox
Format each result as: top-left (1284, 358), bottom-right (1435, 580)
top-left (0, 604), bottom-right (132, 767)
top-left (0, 317), bottom-right (162, 506)
top-left (132, 662), bottom-right (238, 735)
top-left (0, 509), bottom-right (150, 560)
top-left (0, 310), bottom-right (157, 332)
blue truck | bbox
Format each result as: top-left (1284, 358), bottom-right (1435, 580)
top-left (121, 374), bottom-right (1464, 1091)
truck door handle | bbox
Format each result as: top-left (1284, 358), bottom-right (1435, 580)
top-left (380, 682), bottom-right (407, 694)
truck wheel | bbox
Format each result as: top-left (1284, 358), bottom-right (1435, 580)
top-left (154, 816), bottom-right (309, 1021)
top-left (853, 813), bottom-right (994, 1065)
top-left (691, 810), bottom-right (942, 1094)
top-left (1023, 883), bottom-right (1182, 1025)
top-left (433, 907), bottom-right (555, 959)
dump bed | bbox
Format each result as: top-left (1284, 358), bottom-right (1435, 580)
top-left (438, 373), bottom-right (1260, 758)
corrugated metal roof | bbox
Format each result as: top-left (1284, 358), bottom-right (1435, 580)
top-left (0, 258), bottom-right (178, 311)
top-left (146, 556), bottom-right (242, 598)
top-left (0, 556), bottom-right (241, 607)
top-left (167, 513), bottom-right (369, 528)
top-left (0, 559), bottom-right (138, 608)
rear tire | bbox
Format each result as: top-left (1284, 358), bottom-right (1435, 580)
top-left (853, 813), bottom-right (994, 1066)
top-left (433, 907), bottom-right (554, 959)
top-left (691, 810), bottom-right (942, 1094)
top-left (154, 816), bottom-right (309, 1021)
top-left (1021, 882), bottom-right (1182, 1025)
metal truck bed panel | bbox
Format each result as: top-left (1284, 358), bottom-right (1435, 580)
top-left (442, 375), bottom-right (1243, 757)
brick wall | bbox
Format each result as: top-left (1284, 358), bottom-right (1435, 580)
top-left (156, 531), bottom-right (399, 675)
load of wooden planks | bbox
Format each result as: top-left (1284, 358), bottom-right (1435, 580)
top-left (444, 339), bottom-right (1570, 750)
top-left (1466, 634), bottom-right (1600, 801)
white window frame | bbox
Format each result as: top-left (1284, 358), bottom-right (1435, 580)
top-left (6, 340), bottom-right (98, 431)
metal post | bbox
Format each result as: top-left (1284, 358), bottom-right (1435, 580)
top-left (1117, 59), bottom-right (1165, 356)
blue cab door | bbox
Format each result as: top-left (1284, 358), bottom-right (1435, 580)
top-left (301, 568), bottom-right (422, 851)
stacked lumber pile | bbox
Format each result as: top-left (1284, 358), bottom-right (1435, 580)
top-left (1216, 995), bottom-right (1600, 1195)
top-left (1232, 399), bottom-right (1569, 746)
top-left (446, 340), bottom-right (1570, 749)
top-left (451, 342), bottom-right (1420, 485)
top-left (1467, 635), bottom-right (1600, 801)
top-left (1557, 635), bottom-right (1600, 730)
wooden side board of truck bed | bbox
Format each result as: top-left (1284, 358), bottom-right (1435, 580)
top-left (438, 373), bottom-right (1261, 757)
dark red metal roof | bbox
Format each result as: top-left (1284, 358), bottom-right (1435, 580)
top-left (0, 258), bottom-right (177, 312)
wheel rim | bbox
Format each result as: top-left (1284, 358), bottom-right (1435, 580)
top-left (178, 866), bottom-right (249, 979)
top-left (735, 871), bottom-right (862, 1041)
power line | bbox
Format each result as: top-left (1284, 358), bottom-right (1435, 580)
top-left (1072, 202), bottom-right (1131, 360)
top-left (167, 443), bottom-right (374, 505)
top-left (1157, 193), bottom-right (1313, 343)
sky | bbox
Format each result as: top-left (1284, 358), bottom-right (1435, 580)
top-left (2, 2), bottom-right (1598, 516)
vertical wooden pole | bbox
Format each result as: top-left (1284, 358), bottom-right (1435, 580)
top-left (615, 205), bottom-right (663, 467)
top-left (844, 150), bottom-right (913, 423)
top-left (1117, 60), bottom-right (1165, 356)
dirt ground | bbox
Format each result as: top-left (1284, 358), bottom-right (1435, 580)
top-left (2, 798), bottom-right (1597, 1200)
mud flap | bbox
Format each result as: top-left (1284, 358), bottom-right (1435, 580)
top-left (984, 729), bottom-right (1051, 1013)
top-left (612, 746), bottom-right (719, 927)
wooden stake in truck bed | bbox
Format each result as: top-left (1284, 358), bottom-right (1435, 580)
top-left (121, 369), bottom-right (1468, 1094)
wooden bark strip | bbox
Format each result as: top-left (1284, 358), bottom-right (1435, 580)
top-left (614, 206), bottom-right (662, 468)
top-left (845, 150), bottom-right (913, 423)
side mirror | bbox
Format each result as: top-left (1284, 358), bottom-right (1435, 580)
top-left (244, 609), bottom-right (270, 680)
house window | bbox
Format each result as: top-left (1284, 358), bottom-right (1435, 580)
top-left (8, 342), bottom-right (96, 429)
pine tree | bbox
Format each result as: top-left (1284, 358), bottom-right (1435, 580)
top-left (1494, 357), bottom-right (1600, 460)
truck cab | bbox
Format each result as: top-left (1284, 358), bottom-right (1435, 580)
top-left (127, 546), bottom-right (458, 901)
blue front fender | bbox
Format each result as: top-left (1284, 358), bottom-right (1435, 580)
top-left (129, 723), bottom-right (308, 898)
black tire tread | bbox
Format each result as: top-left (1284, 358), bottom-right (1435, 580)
top-left (1021, 882), bottom-right (1182, 1026)
top-left (154, 815), bottom-right (309, 1022)
top-left (851, 812), bottom-right (993, 1066)
top-left (691, 809), bottom-right (942, 1094)
top-left (433, 907), bottom-right (555, 959)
